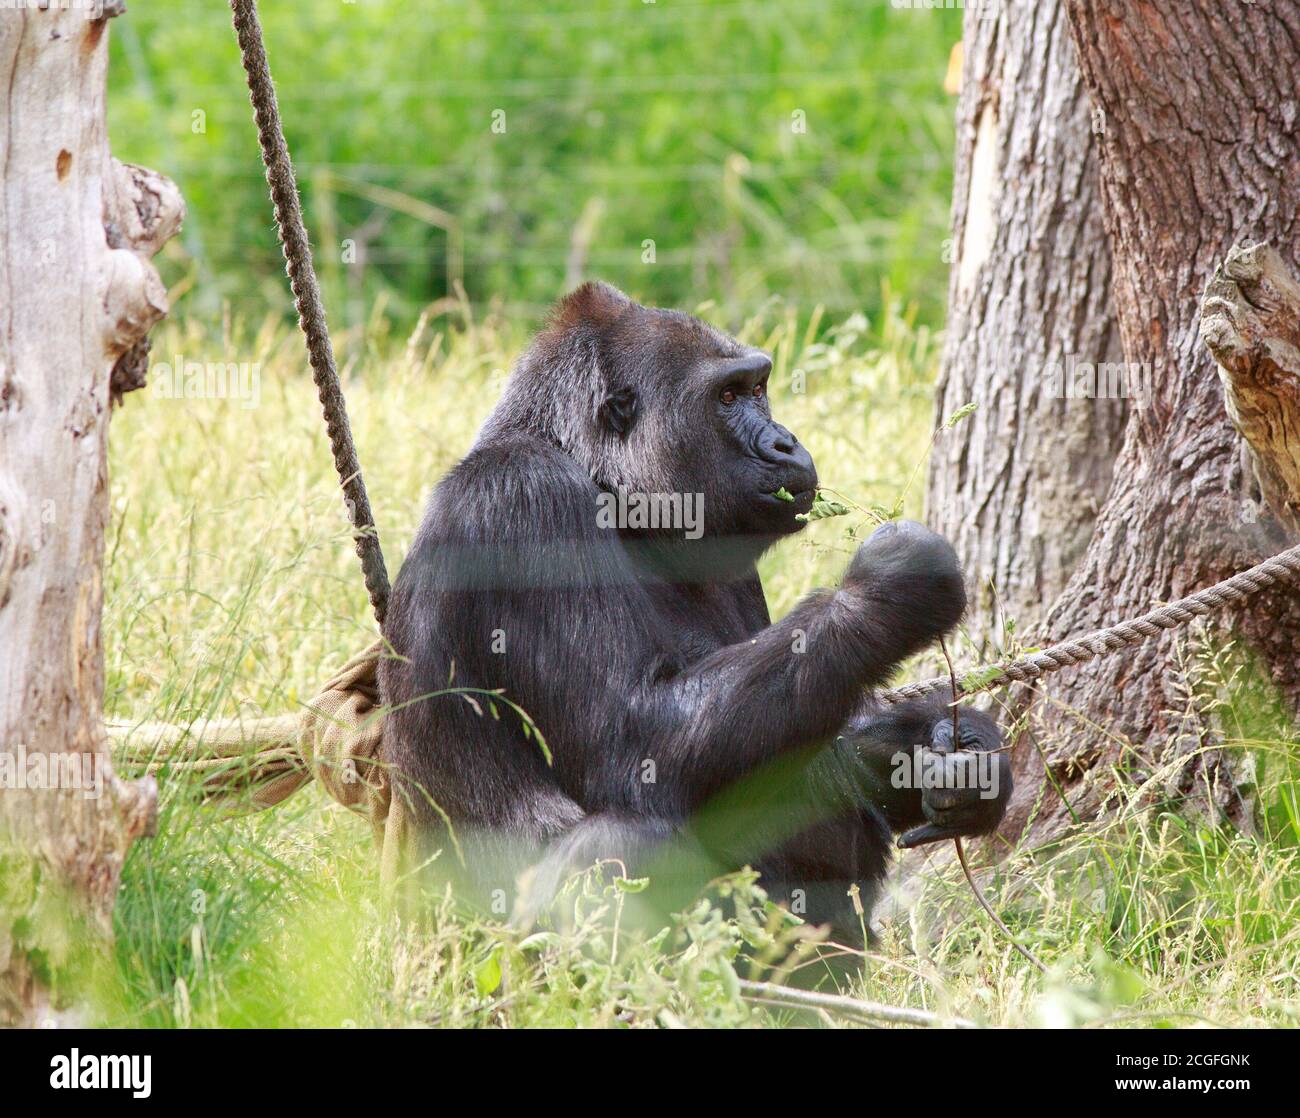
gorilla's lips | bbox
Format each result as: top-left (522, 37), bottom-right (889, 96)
top-left (785, 487), bottom-right (816, 509)
top-left (766, 486), bottom-right (816, 513)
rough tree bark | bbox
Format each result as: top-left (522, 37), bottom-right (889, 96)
top-left (1201, 242), bottom-right (1300, 537)
top-left (1002, 0), bottom-right (1300, 840)
top-left (927, 0), bottom-right (1123, 657)
top-left (0, 3), bottom-right (181, 1025)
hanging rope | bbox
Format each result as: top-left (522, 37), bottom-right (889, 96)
top-left (878, 541), bottom-right (1300, 705)
top-left (230, 0), bottom-right (391, 625)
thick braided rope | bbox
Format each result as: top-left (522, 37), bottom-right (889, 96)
top-left (230, 0), bottom-right (391, 625)
top-left (879, 542), bottom-right (1300, 706)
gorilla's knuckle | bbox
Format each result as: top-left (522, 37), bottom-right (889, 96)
top-left (850, 520), bottom-right (963, 593)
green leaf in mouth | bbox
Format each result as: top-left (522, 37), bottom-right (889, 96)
top-left (794, 491), bottom-right (852, 522)
top-left (772, 486), bottom-right (795, 502)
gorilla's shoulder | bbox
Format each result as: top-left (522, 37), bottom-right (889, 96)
top-left (430, 435), bottom-right (604, 544)
top-left (394, 434), bottom-right (628, 604)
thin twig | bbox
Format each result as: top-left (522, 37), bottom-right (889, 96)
top-left (940, 637), bottom-right (1047, 973)
top-left (939, 635), bottom-right (960, 740)
top-left (955, 838), bottom-right (1047, 974)
top-left (738, 979), bottom-right (975, 1029)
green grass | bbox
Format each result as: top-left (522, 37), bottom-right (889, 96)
top-left (90, 301), bottom-right (1300, 1027)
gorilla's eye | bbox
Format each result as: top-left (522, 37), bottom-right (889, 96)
top-left (719, 387), bottom-right (739, 405)
top-left (753, 383), bottom-right (765, 399)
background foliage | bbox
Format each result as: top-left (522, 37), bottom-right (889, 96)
top-left (108, 0), bottom-right (961, 330)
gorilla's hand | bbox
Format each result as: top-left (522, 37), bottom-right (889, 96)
top-left (897, 709), bottom-right (1011, 849)
top-left (844, 520), bottom-right (966, 637)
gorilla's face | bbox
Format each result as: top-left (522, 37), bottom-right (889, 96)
top-left (699, 347), bottom-right (818, 536)
top-left (600, 301), bottom-right (818, 543)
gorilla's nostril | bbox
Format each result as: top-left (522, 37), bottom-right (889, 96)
top-left (768, 423), bottom-right (799, 457)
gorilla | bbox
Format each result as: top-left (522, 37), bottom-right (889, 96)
top-left (380, 281), bottom-right (1010, 937)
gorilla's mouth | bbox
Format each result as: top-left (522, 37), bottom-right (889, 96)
top-left (764, 486), bottom-right (816, 511)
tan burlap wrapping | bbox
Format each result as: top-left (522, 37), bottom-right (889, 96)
top-left (108, 640), bottom-right (410, 888)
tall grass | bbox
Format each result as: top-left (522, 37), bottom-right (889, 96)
top-left (101, 303), bottom-right (1300, 1027)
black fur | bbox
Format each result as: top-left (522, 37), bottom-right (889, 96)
top-left (379, 282), bottom-right (1010, 936)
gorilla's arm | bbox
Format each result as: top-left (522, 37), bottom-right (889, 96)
top-left (626, 523), bottom-right (970, 809)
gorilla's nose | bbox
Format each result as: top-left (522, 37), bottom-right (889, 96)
top-left (759, 423), bottom-right (816, 478)
top-left (770, 426), bottom-right (797, 455)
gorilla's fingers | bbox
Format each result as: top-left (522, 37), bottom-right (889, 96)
top-left (896, 822), bottom-right (956, 849)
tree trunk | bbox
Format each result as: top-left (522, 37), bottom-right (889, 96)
top-left (928, 1), bottom-right (1123, 658)
top-left (0, 3), bottom-right (180, 1025)
top-left (1005, 0), bottom-right (1300, 840)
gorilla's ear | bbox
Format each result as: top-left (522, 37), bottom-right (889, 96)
top-left (599, 385), bottom-right (638, 436)
top-left (550, 281), bottom-right (630, 333)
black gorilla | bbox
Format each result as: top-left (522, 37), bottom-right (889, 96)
top-left (380, 282), bottom-right (1010, 935)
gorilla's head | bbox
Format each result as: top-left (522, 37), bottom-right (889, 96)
top-left (484, 282), bottom-right (818, 548)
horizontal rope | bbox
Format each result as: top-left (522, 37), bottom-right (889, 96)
top-left (878, 541), bottom-right (1300, 706)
